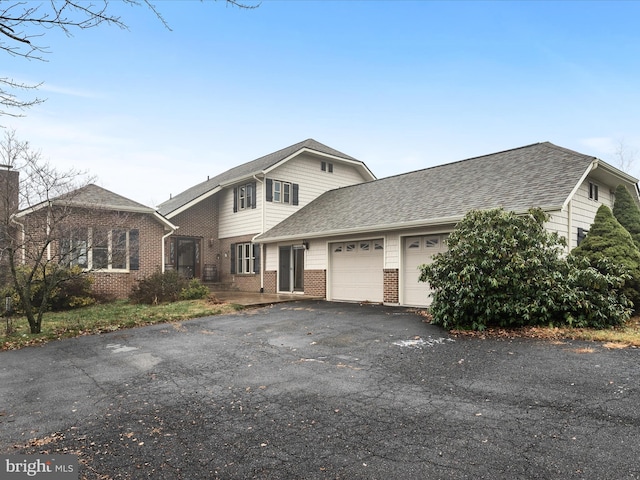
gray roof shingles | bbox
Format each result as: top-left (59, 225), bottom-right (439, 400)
top-left (157, 138), bottom-right (362, 216)
top-left (257, 142), bottom-right (596, 241)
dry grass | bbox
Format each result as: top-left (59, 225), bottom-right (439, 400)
top-left (2, 298), bottom-right (243, 351)
top-left (445, 316), bottom-right (640, 348)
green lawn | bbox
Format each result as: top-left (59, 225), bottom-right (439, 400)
top-left (1, 299), bottom-right (243, 350)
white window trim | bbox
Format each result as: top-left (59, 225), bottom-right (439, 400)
top-left (236, 242), bottom-right (255, 274)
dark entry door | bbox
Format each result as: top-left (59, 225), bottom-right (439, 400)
top-left (293, 247), bottom-right (304, 292)
top-left (177, 239), bottom-right (197, 279)
top-left (279, 246), bottom-right (305, 292)
top-left (279, 246), bottom-right (291, 292)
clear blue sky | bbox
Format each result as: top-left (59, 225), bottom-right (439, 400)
top-left (6, 0), bottom-right (640, 207)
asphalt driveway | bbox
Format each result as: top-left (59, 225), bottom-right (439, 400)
top-left (1, 301), bottom-right (639, 479)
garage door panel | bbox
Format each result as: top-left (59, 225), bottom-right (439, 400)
top-left (403, 235), bottom-right (447, 307)
top-left (330, 239), bottom-right (383, 303)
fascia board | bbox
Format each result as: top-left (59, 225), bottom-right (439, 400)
top-left (153, 211), bottom-right (179, 231)
top-left (165, 185), bottom-right (221, 219)
top-left (593, 159), bottom-right (639, 184)
top-left (562, 161), bottom-right (596, 211)
top-left (262, 148), bottom-right (376, 180)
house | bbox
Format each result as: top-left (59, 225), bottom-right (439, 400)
top-left (156, 139), bottom-right (375, 293)
top-left (11, 183), bottom-right (176, 299)
top-left (255, 142), bottom-right (640, 307)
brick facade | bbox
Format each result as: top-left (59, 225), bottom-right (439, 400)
top-left (0, 167), bottom-right (19, 286)
top-left (219, 233), bottom-right (261, 291)
top-left (304, 269), bottom-right (326, 297)
top-left (21, 207), bottom-right (166, 299)
top-left (166, 194), bottom-right (219, 278)
top-left (264, 270), bottom-right (277, 293)
top-left (383, 268), bottom-right (399, 304)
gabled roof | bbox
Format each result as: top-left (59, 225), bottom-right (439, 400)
top-left (16, 184), bottom-right (177, 230)
top-left (256, 142), bottom-right (639, 242)
top-left (157, 138), bottom-right (374, 218)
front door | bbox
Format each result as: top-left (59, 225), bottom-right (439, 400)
top-left (279, 246), bottom-right (304, 292)
top-left (176, 238), bottom-right (200, 279)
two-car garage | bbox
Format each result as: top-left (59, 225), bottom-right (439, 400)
top-left (327, 234), bottom-right (448, 306)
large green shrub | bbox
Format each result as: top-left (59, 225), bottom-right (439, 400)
top-left (420, 208), bottom-right (631, 330)
top-left (2, 265), bottom-right (95, 314)
top-left (573, 204), bottom-right (640, 312)
top-left (613, 184), bottom-right (640, 249)
top-left (130, 270), bottom-right (209, 304)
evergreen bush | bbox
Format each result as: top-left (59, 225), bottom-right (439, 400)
top-left (420, 207), bottom-right (631, 330)
top-left (573, 204), bottom-right (640, 312)
top-left (613, 184), bottom-right (640, 249)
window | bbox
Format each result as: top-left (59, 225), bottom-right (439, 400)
top-left (62, 228), bottom-right (139, 271)
top-left (61, 228), bottom-right (88, 268)
top-left (589, 182), bottom-right (599, 201)
top-left (273, 180), bottom-right (291, 203)
top-left (92, 228), bottom-right (109, 269)
top-left (234, 182), bottom-right (256, 211)
top-left (232, 242), bottom-right (260, 274)
top-left (321, 162), bottom-right (334, 173)
top-left (265, 179), bottom-right (299, 205)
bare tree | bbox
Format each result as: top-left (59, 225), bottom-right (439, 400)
top-left (1, 0), bottom-right (258, 117)
top-left (0, 129), bottom-right (101, 333)
top-left (614, 139), bottom-right (638, 174)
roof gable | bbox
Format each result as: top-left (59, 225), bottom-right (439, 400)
top-left (16, 183), bottom-right (177, 230)
top-left (257, 142), bottom-right (635, 242)
top-left (157, 138), bottom-right (372, 217)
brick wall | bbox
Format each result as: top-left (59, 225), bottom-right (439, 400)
top-left (219, 233), bottom-right (261, 291)
top-left (0, 167), bottom-right (19, 286)
top-left (22, 207), bottom-right (166, 299)
top-left (167, 194), bottom-right (219, 276)
top-left (304, 269), bottom-right (326, 297)
top-left (383, 268), bottom-right (399, 304)
top-left (264, 270), bottom-right (277, 293)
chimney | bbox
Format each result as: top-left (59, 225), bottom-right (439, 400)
top-left (0, 164), bottom-right (19, 219)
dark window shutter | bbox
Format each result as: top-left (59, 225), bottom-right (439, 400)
top-left (292, 183), bottom-right (299, 206)
top-left (253, 243), bottom-right (260, 273)
top-left (251, 181), bottom-right (257, 209)
top-left (266, 178), bottom-right (273, 202)
top-left (129, 229), bottom-right (140, 270)
top-left (230, 243), bottom-right (236, 274)
top-left (233, 187), bottom-right (238, 212)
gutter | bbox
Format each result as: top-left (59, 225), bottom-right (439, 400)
top-left (161, 225), bottom-right (178, 273)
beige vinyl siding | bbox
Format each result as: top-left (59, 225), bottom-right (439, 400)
top-left (220, 154), bottom-right (368, 239)
top-left (264, 154), bottom-right (369, 231)
top-left (544, 209), bottom-right (569, 248)
top-left (218, 182), bottom-right (263, 239)
top-left (566, 177), bottom-right (613, 250)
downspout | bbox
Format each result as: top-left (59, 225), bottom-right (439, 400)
top-left (567, 199), bottom-right (573, 252)
top-left (161, 227), bottom-right (177, 273)
top-left (252, 174), bottom-right (265, 293)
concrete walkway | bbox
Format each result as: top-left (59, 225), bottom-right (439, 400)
top-left (209, 290), bottom-right (323, 306)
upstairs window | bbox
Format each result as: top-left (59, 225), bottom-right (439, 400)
top-left (233, 182), bottom-right (257, 212)
top-left (265, 179), bottom-right (299, 205)
top-left (588, 182), bottom-right (599, 201)
top-left (321, 161), bottom-right (334, 173)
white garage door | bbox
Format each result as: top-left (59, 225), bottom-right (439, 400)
top-left (403, 235), bottom-right (448, 307)
top-left (330, 239), bottom-right (384, 303)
